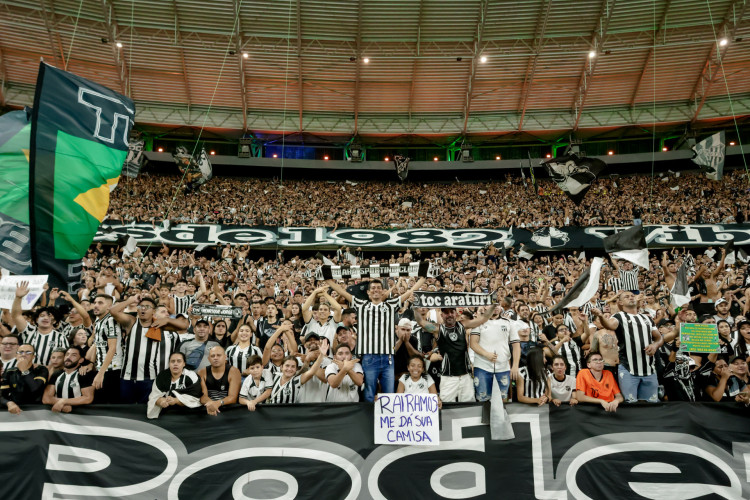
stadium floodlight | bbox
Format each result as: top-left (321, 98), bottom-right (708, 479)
top-left (238, 138), bottom-right (253, 158)
top-left (349, 143), bottom-right (363, 162)
top-left (460, 143), bottom-right (473, 162)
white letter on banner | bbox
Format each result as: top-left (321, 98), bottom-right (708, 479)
top-left (231, 470), bottom-right (298, 500)
top-left (278, 228), bottom-right (332, 246)
top-left (430, 462), bottom-right (486, 499)
top-left (77, 88), bottom-right (133, 145)
top-left (46, 444), bottom-right (111, 473)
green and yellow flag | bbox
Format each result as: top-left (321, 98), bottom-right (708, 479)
top-left (0, 63), bottom-right (134, 290)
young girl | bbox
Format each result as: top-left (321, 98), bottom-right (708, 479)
top-left (267, 352), bottom-right (324, 404)
top-left (517, 348), bottom-right (550, 406)
top-left (226, 325), bottom-right (263, 378)
top-left (397, 355), bottom-right (441, 408)
top-left (325, 344), bottom-right (363, 403)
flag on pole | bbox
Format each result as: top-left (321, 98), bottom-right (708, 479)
top-left (527, 151), bottom-right (539, 196)
top-left (738, 247), bottom-right (750, 264)
top-left (670, 262), bottom-right (691, 309)
top-left (489, 376), bottom-right (514, 440)
top-left (28, 62), bottom-right (134, 291)
top-left (123, 138), bottom-right (145, 178)
top-left (0, 109), bottom-right (33, 275)
top-left (549, 257), bottom-right (604, 313)
top-left (542, 154), bottom-right (605, 205)
top-left (603, 225), bottom-right (650, 269)
top-left (692, 131), bottom-right (725, 181)
top-left (517, 245), bottom-right (536, 260)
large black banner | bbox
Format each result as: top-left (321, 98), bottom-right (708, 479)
top-left (95, 223), bottom-right (750, 251)
top-left (1, 403), bottom-right (748, 499)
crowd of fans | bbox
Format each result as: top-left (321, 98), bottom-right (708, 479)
top-left (106, 170), bottom-right (750, 228)
top-left (2, 230), bottom-right (749, 415)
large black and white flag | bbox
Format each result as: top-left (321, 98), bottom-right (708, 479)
top-left (174, 146), bottom-right (213, 191)
top-left (123, 139), bottom-right (145, 178)
top-left (603, 224), bottom-right (649, 269)
top-left (670, 262), bottom-right (691, 309)
top-left (549, 257), bottom-right (604, 313)
top-left (394, 154), bottom-right (410, 181)
top-left (316, 261), bottom-right (435, 281)
top-left (738, 246), bottom-right (750, 264)
top-left (517, 245), bottom-right (536, 260)
top-left (692, 131), bottom-right (725, 181)
top-left (542, 154), bottom-right (606, 205)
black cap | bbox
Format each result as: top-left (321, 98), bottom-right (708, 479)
top-left (304, 332), bottom-right (321, 341)
top-left (195, 319), bottom-right (210, 327)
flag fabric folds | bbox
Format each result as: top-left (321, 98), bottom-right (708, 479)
top-left (724, 239), bottom-right (736, 266)
top-left (603, 224), bottom-right (650, 269)
top-left (123, 138), bottom-right (145, 178)
top-left (28, 62), bottom-right (134, 290)
top-left (670, 262), bottom-right (691, 309)
top-left (549, 257), bottom-right (604, 314)
top-left (0, 109), bottom-right (33, 275)
top-left (393, 154), bottom-right (410, 181)
top-left (692, 131), bottom-right (725, 181)
top-left (542, 153), bottom-right (605, 205)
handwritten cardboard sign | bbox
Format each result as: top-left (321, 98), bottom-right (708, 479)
top-left (374, 393), bottom-right (439, 445)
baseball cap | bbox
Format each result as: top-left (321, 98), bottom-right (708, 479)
top-left (397, 318), bottom-right (414, 328)
top-left (304, 331), bottom-right (321, 342)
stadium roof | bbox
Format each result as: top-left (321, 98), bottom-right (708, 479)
top-left (1, 0), bottom-right (749, 144)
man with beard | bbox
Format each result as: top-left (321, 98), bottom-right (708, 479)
top-left (11, 282), bottom-right (69, 366)
top-left (297, 332), bottom-right (331, 403)
top-left (0, 344), bottom-right (48, 413)
top-left (111, 294), bottom-right (187, 404)
top-left (416, 305), bottom-right (495, 402)
top-left (593, 291), bottom-right (664, 403)
top-left (180, 320), bottom-right (219, 371)
top-left (88, 294), bottom-right (123, 403)
top-left (42, 346), bottom-right (95, 413)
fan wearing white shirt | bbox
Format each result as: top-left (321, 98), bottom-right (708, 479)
top-left (396, 355), bottom-right (441, 408)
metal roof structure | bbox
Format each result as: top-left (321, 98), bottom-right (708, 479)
top-left (1, 0), bottom-right (749, 143)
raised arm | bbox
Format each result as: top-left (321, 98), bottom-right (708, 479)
top-left (109, 294), bottom-right (139, 330)
top-left (398, 277), bottom-right (426, 304)
top-left (460, 304), bottom-right (496, 329)
top-left (300, 350), bottom-right (325, 385)
top-left (301, 288), bottom-right (322, 323)
top-left (10, 282), bottom-right (30, 333)
top-left (591, 308), bottom-right (618, 331)
top-left (61, 291), bottom-right (92, 328)
top-left (325, 279), bottom-right (353, 304)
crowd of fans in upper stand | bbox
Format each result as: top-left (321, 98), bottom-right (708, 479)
top-left (2, 167), bottom-right (750, 415)
top-left (106, 170), bottom-right (750, 228)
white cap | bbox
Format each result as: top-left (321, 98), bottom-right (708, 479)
top-left (397, 318), bottom-right (414, 328)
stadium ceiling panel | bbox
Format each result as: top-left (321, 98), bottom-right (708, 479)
top-left (0, 0), bottom-right (748, 142)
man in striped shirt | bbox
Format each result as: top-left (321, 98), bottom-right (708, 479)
top-left (326, 277), bottom-right (426, 402)
top-left (11, 282), bottom-right (68, 366)
top-left (593, 291), bottom-right (664, 403)
top-left (111, 294), bottom-right (187, 404)
top-left (42, 346), bottom-right (95, 413)
top-left (88, 294), bottom-right (123, 403)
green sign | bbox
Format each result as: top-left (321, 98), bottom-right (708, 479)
top-left (679, 323), bottom-right (720, 353)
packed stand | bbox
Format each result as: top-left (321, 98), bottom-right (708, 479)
top-left (106, 170), bottom-right (750, 229)
top-left (2, 241), bottom-right (749, 415)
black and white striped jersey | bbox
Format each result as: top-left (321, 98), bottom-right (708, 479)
top-left (518, 366), bottom-right (549, 399)
top-left (1, 358), bottom-right (18, 374)
top-left (620, 269), bottom-right (639, 291)
top-left (172, 293), bottom-right (198, 316)
top-left (226, 344), bottom-right (262, 374)
top-left (613, 311), bottom-right (657, 377)
top-left (607, 276), bottom-right (623, 293)
top-left (93, 314), bottom-right (123, 371)
top-left (239, 369), bottom-right (273, 400)
top-left (166, 370), bottom-right (200, 395)
top-left (550, 339), bottom-right (583, 378)
top-left (122, 322), bottom-right (180, 381)
top-left (21, 326), bottom-right (69, 366)
top-left (267, 374), bottom-right (302, 404)
top-left (49, 369), bottom-right (95, 399)
top-left (351, 296), bottom-right (401, 355)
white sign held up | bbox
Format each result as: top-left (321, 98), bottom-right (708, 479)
top-left (374, 393), bottom-right (439, 445)
top-left (0, 275), bottom-right (48, 310)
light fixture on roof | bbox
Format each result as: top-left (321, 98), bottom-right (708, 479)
top-left (242, 52), bottom-right (249, 59)
top-left (363, 57), bottom-right (370, 64)
top-left (608, 150), bottom-right (614, 155)
top-left (729, 141), bottom-right (736, 146)
top-left (719, 38), bottom-right (728, 46)
top-left (495, 155), bottom-right (501, 160)
top-left (210, 150), bottom-right (216, 155)
top-left (116, 42), bottom-right (123, 48)
top-left (272, 153), bottom-right (278, 158)
top-left (384, 156), bottom-right (390, 162)
top-left (157, 147), bottom-right (164, 152)
top-left (588, 50), bottom-right (596, 59)
top-left (349, 143), bottom-right (363, 162)
top-left (323, 155), bottom-right (329, 160)
top-left (238, 138), bottom-right (253, 158)
top-left (460, 143), bottom-right (474, 162)
top-left (662, 146), bottom-right (668, 152)
top-left (546, 153), bottom-right (552, 158)
top-left (433, 157), bottom-right (439, 161)
top-left (480, 55), bottom-right (487, 63)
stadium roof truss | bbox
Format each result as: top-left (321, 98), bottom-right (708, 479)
top-left (1, 0), bottom-right (749, 142)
